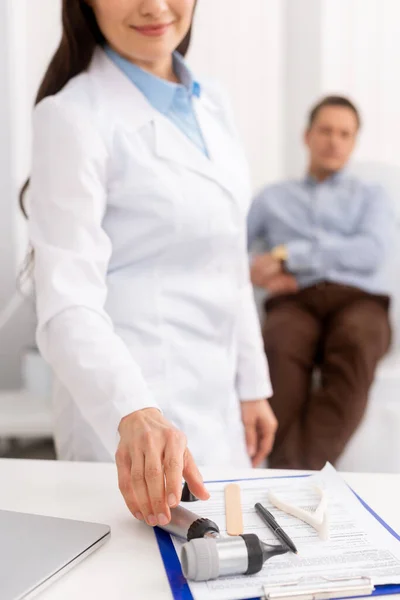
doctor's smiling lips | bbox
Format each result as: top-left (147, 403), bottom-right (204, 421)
top-left (131, 22), bottom-right (175, 37)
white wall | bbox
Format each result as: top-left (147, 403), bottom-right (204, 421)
top-left (0, 0), bottom-right (62, 388)
top-left (283, 0), bottom-right (323, 178)
top-left (284, 0), bottom-right (400, 176)
top-left (0, 1), bottom-right (15, 306)
top-left (321, 0), bottom-right (400, 168)
top-left (189, 0), bottom-right (285, 190)
top-left (11, 0), bottom-right (62, 183)
top-left (9, 0), bottom-right (62, 265)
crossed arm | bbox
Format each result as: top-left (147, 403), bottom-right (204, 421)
top-left (248, 184), bottom-right (393, 295)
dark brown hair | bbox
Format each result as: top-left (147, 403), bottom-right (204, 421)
top-left (308, 95), bottom-right (361, 130)
top-left (20, 0), bottom-right (195, 216)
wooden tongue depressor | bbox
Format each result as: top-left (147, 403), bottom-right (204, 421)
top-left (225, 483), bottom-right (244, 536)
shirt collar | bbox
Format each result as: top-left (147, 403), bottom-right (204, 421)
top-left (104, 45), bottom-right (201, 114)
top-left (305, 169), bottom-right (347, 186)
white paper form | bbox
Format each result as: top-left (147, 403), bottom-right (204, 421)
top-left (171, 464), bottom-right (400, 600)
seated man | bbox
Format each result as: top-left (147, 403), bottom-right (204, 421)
top-left (248, 95), bottom-right (393, 470)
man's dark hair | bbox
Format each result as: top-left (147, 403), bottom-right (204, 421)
top-left (308, 95), bottom-right (361, 129)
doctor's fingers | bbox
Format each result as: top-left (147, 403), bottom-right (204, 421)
top-left (252, 433), bottom-right (272, 467)
top-left (116, 445), bottom-right (145, 521)
top-left (142, 446), bottom-right (172, 526)
top-left (182, 449), bottom-right (210, 502)
top-left (243, 421), bottom-right (258, 462)
top-left (163, 430), bottom-right (187, 508)
top-left (123, 446), bottom-right (169, 527)
top-left (252, 410), bottom-right (278, 467)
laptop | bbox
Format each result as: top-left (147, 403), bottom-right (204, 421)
top-left (0, 509), bottom-right (110, 600)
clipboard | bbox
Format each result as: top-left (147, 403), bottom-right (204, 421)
top-left (154, 473), bottom-right (400, 600)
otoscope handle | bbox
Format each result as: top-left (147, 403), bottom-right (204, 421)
top-left (162, 505), bottom-right (220, 540)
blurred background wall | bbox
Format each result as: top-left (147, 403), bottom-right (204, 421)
top-left (0, 0), bottom-right (61, 389)
top-left (285, 0), bottom-right (400, 176)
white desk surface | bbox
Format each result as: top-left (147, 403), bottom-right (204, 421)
top-left (1, 459), bottom-right (399, 600)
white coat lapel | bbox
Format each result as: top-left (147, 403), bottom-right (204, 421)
top-left (194, 94), bottom-right (251, 202)
top-left (153, 115), bottom-right (216, 182)
top-left (154, 95), bottom-right (247, 202)
top-left (89, 48), bottom-right (158, 131)
top-left (89, 49), bottom-right (247, 202)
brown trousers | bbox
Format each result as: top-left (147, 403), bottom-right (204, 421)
top-left (263, 282), bottom-right (391, 470)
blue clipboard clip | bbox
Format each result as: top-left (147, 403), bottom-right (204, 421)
top-left (262, 575), bottom-right (374, 600)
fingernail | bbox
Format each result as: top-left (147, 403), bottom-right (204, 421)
top-left (147, 514), bottom-right (157, 526)
top-left (168, 494), bottom-right (177, 507)
top-left (249, 447), bottom-right (256, 456)
top-left (134, 512), bottom-right (144, 521)
top-left (158, 514), bottom-right (169, 526)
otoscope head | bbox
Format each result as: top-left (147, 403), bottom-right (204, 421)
top-left (261, 540), bottom-right (290, 562)
top-left (181, 537), bottom-right (220, 581)
top-left (181, 534), bottom-right (289, 582)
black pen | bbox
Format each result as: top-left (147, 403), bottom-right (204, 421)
top-left (254, 502), bottom-right (298, 554)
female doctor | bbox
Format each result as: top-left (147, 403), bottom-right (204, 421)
top-left (26, 0), bottom-right (277, 527)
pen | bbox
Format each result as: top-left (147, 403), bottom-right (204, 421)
top-left (254, 502), bottom-right (298, 554)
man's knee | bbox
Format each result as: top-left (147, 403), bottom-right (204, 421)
top-left (329, 311), bottom-right (389, 355)
top-left (263, 309), bottom-right (320, 360)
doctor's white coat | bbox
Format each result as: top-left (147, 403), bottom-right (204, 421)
top-left (29, 48), bottom-right (272, 466)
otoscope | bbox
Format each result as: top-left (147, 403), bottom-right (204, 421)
top-left (158, 484), bottom-right (289, 582)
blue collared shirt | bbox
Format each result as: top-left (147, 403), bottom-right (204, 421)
top-left (104, 46), bottom-right (208, 156)
top-left (248, 172), bottom-right (394, 295)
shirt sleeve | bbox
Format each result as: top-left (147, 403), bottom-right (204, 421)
top-left (286, 185), bottom-right (394, 275)
top-left (29, 97), bottom-right (159, 457)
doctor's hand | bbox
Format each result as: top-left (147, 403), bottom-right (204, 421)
top-left (116, 408), bottom-right (210, 527)
top-left (240, 400), bottom-right (278, 467)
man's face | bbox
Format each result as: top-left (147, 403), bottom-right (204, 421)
top-left (305, 106), bottom-right (359, 175)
